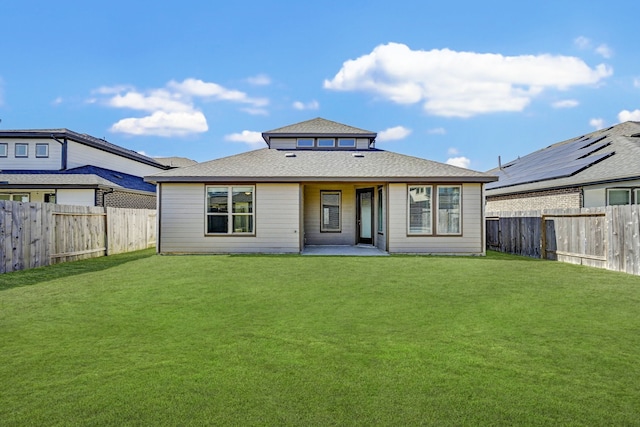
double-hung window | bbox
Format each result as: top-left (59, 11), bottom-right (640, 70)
top-left (206, 186), bottom-right (255, 234)
top-left (408, 185), bottom-right (462, 235)
top-left (0, 143), bottom-right (7, 157)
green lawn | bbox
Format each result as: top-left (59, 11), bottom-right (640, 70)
top-left (2, 250), bottom-right (640, 426)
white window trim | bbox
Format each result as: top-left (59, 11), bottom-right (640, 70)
top-left (635, 189), bottom-right (640, 205)
top-left (320, 190), bottom-right (342, 232)
top-left (407, 185), bottom-right (433, 235)
top-left (338, 138), bottom-right (356, 147)
top-left (36, 143), bottom-right (49, 158)
top-left (297, 138), bottom-right (314, 148)
top-left (0, 143), bottom-right (7, 157)
top-left (317, 138), bottom-right (335, 148)
top-left (205, 185), bottom-right (256, 235)
top-left (436, 185), bottom-right (462, 235)
top-left (15, 143), bottom-right (28, 158)
top-left (607, 188), bottom-right (631, 206)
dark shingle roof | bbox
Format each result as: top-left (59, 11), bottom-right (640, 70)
top-left (146, 148), bottom-right (496, 183)
top-left (0, 129), bottom-right (169, 169)
top-left (0, 166), bottom-right (156, 193)
top-left (486, 121), bottom-right (640, 196)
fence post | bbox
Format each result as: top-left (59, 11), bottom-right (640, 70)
top-left (540, 215), bottom-right (546, 260)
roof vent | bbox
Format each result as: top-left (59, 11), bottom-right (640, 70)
top-left (352, 153), bottom-right (364, 158)
top-left (285, 152), bottom-right (296, 158)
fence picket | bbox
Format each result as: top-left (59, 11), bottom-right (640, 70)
top-left (0, 200), bottom-right (156, 273)
top-left (487, 206), bottom-right (640, 276)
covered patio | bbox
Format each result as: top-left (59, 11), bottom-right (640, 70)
top-left (301, 245), bottom-right (388, 256)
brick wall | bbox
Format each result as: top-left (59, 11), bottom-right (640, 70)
top-left (96, 189), bottom-right (156, 209)
top-left (486, 187), bottom-right (581, 212)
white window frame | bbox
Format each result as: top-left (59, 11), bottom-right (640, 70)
top-left (635, 189), bottom-right (640, 205)
top-left (436, 185), bottom-right (462, 235)
top-left (36, 143), bottom-right (49, 158)
top-left (320, 190), bottom-right (341, 232)
top-left (0, 143), bottom-right (7, 157)
top-left (317, 138), bottom-right (335, 148)
top-left (297, 138), bottom-right (314, 148)
top-left (15, 143), bottom-right (28, 158)
top-left (0, 193), bottom-right (30, 202)
top-left (607, 188), bottom-right (631, 206)
top-left (377, 186), bottom-right (384, 233)
top-left (338, 138), bottom-right (356, 148)
top-left (205, 185), bottom-right (255, 235)
top-left (407, 185), bottom-right (433, 235)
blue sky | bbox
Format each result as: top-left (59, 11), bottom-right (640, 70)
top-left (1, 0), bottom-right (639, 171)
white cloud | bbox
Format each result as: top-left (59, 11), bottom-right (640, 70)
top-left (552, 99), bottom-right (579, 109)
top-left (95, 78), bottom-right (269, 137)
top-left (574, 36), bottom-right (591, 50)
top-left (428, 127), bottom-right (447, 135)
top-left (247, 74), bottom-right (271, 86)
top-left (292, 100), bottom-right (320, 110)
top-left (589, 118), bottom-right (605, 130)
top-left (595, 44), bottom-right (613, 59)
top-left (224, 130), bottom-right (265, 147)
top-left (324, 42), bottom-right (612, 118)
top-left (111, 111), bottom-right (208, 137)
top-left (618, 110), bottom-right (640, 122)
top-left (52, 97), bottom-right (63, 106)
top-left (446, 156), bottom-right (471, 169)
top-left (634, 78), bottom-right (640, 89)
top-left (168, 78), bottom-right (268, 107)
top-left (447, 147), bottom-right (459, 156)
top-left (377, 125), bottom-right (412, 142)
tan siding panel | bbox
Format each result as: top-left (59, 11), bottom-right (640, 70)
top-left (159, 183), bottom-right (300, 253)
top-left (304, 184), bottom-right (356, 245)
top-left (388, 183), bottom-right (484, 254)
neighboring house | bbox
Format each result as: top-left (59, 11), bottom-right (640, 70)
top-left (485, 121), bottom-right (640, 212)
top-left (146, 118), bottom-right (497, 255)
top-left (0, 129), bottom-right (173, 208)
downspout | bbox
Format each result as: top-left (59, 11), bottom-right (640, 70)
top-left (50, 135), bottom-right (67, 170)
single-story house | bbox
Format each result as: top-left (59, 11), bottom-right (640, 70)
top-left (146, 118), bottom-right (497, 255)
top-left (485, 121), bottom-right (640, 211)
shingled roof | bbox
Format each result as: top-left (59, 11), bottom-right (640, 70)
top-left (0, 166), bottom-right (156, 193)
top-left (262, 117), bottom-right (377, 146)
top-left (146, 148), bottom-right (496, 183)
top-left (486, 121), bottom-right (640, 196)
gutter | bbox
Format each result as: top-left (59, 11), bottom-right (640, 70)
top-left (50, 135), bottom-right (67, 170)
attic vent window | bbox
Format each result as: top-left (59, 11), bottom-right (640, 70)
top-left (352, 153), bottom-right (364, 158)
top-left (285, 153), bottom-right (296, 158)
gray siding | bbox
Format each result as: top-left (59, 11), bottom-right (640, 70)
top-left (0, 138), bottom-right (62, 170)
top-left (303, 184), bottom-right (357, 245)
top-left (67, 141), bottom-right (164, 176)
top-left (158, 183), bottom-right (300, 253)
top-left (387, 183), bottom-right (484, 254)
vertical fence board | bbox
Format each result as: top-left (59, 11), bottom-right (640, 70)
top-left (0, 201), bottom-right (156, 274)
top-left (488, 206), bottom-right (639, 276)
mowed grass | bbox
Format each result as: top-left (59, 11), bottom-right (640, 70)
top-left (2, 250), bottom-right (640, 426)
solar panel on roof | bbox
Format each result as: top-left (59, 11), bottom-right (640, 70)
top-left (487, 135), bottom-right (614, 190)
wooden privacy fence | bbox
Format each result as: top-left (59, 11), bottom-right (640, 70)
top-left (0, 200), bottom-right (156, 273)
top-left (486, 206), bottom-right (640, 275)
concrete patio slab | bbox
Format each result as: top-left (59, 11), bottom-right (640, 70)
top-left (302, 245), bottom-right (389, 256)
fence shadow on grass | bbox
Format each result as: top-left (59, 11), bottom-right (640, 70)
top-left (0, 249), bottom-right (156, 291)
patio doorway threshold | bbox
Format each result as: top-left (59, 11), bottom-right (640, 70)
top-left (302, 245), bottom-right (389, 256)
